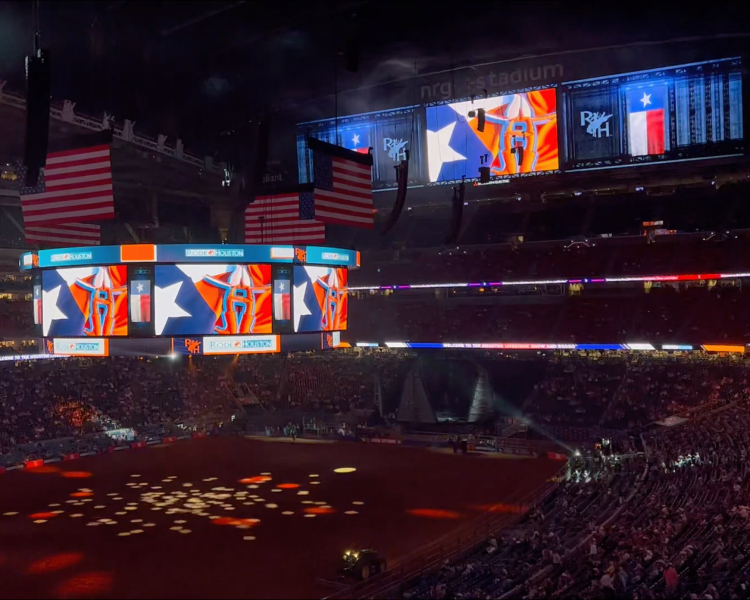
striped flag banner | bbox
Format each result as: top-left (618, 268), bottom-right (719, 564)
top-left (20, 144), bottom-right (115, 225)
top-left (310, 137), bottom-right (373, 228)
top-left (24, 222), bottom-right (101, 247)
top-left (245, 192), bottom-right (325, 244)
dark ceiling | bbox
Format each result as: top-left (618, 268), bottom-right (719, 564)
top-left (0, 1), bottom-right (746, 154)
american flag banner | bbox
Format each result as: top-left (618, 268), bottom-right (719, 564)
top-left (25, 222), bottom-right (101, 246)
top-left (310, 137), bottom-right (374, 228)
top-left (245, 192), bottom-right (326, 244)
top-left (20, 143), bottom-right (115, 226)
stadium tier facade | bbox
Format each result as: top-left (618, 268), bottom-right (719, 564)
top-left (19, 243), bottom-right (356, 357)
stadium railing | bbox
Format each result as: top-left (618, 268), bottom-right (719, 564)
top-left (0, 81), bottom-right (222, 174)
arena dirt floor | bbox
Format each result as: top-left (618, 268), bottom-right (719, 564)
top-left (0, 436), bottom-right (561, 599)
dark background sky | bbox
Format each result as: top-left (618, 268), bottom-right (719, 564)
top-left (0, 1), bottom-right (746, 155)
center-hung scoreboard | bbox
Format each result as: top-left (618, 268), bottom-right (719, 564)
top-left (19, 243), bottom-right (357, 357)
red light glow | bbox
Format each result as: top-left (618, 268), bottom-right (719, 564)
top-left (472, 503), bottom-right (527, 514)
top-left (61, 471), bottom-right (92, 479)
top-left (29, 512), bottom-right (59, 520)
top-left (276, 483), bottom-right (300, 489)
top-left (239, 476), bottom-right (271, 484)
top-left (69, 492), bottom-right (93, 498)
top-left (26, 465), bottom-right (60, 474)
top-left (212, 517), bottom-right (260, 527)
top-left (27, 552), bottom-right (83, 574)
top-left (406, 508), bottom-right (462, 519)
top-left (303, 506), bottom-right (335, 515)
top-left (56, 571), bottom-right (112, 599)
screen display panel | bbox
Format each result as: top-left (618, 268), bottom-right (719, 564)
top-left (42, 266), bottom-right (128, 337)
top-left (293, 266), bottom-right (348, 332)
top-left (561, 57), bottom-right (743, 170)
top-left (425, 89), bottom-right (559, 183)
top-left (154, 264), bottom-right (272, 336)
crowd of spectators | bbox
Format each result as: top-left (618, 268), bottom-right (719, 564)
top-left (2, 351), bottom-right (748, 461)
top-left (350, 285), bottom-right (750, 345)
top-left (402, 398), bottom-right (750, 599)
top-left (0, 352), bottom-right (411, 464)
top-left (352, 236), bottom-right (750, 288)
top-left (1, 347), bottom-right (750, 599)
top-left (0, 298), bottom-right (33, 338)
top-left (524, 355), bottom-right (750, 430)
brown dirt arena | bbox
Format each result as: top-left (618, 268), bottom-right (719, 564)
top-left (0, 437), bottom-right (560, 599)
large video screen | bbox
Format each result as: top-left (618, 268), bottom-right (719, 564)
top-left (561, 57), bottom-right (743, 170)
top-left (42, 266), bottom-right (128, 337)
top-left (154, 265), bottom-right (272, 336)
top-left (297, 106), bottom-right (426, 190)
top-left (293, 266), bottom-right (348, 332)
top-left (425, 89), bottom-right (559, 183)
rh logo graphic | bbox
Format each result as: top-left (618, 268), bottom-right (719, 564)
top-left (383, 138), bottom-right (408, 161)
top-left (580, 111), bottom-right (613, 138)
top-left (184, 339), bottom-right (202, 355)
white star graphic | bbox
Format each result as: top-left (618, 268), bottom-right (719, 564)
top-left (426, 122), bottom-right (467, 182)
top-left (293, 281), bottom-right (312, 333)
top-left (352, 133), bottom-right (360, 146)
top-left (154, 281), bottom-right (192, 335)
top-left (136, 282), bottom-right (144, 293)
top-left (42, 285), bottom-right (69, 337)
top-left (278, 282), bottom-right (285, 291)
top-left (55, 267), bottom-right (98, 288)
top-left (640, 92), bottom-right (652, 108)
top-left (177, 265), bottom-right (231, 284)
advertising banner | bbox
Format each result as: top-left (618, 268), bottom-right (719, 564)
top-left (51, 338), bottom-right (109, 357)
top-left (202, 335), bottom-right (280, 355)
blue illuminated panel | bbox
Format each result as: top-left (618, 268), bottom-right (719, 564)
top-left (561, 57), bottom-right (743, 171)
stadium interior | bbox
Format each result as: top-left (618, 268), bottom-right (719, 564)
top-left (1, 2), bottom-right (750, 599)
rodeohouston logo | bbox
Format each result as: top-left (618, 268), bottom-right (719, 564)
top-left (185, 249), bottom-right (245, 258)
top-left (321, 251), bottom-right (349, 261)
top-left (50, 252), bottom-right (93, 262)
top-left (202, 336), bottom-right (279, 355)
top-left (52, 338), bottom-right (107, 356)
top-left (420, 63), bottom-right (564, 100)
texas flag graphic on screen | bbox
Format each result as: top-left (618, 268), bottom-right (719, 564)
top-left (33, 284), bottom-right (42, 326)
top-left (130, 280), bottom-right (151, 323)
top-left (627, 86), bottom-right (667, 156)
top-left (341, 127), bottom-right (371, 154)
top-left (273, 279), bottom-right (291, 321)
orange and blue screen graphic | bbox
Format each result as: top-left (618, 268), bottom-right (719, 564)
top-left (154, 264), bottom-right (272, 336)
top-left (425, 89), bottom-right (558, 181)
top-left (42, 266), bottom-right (128, 337)
top-left (293, 266), bottom-right (348, 332)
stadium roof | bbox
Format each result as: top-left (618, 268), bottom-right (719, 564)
top-left (0, 1), bottom-right (747, 154)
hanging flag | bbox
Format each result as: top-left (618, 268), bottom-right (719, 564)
top-left (25, 222), bottom-right (101, 246)
top-left (245, 191), bottom-right (325, 244)
top-left (130, 280), bottom-right (151, 323)
top-left (309, 137), bottom-right (374, 228)
top-left (19, 143), bottom-right (115, 225)
top-left (627, 87), bottom-right (666, 156)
